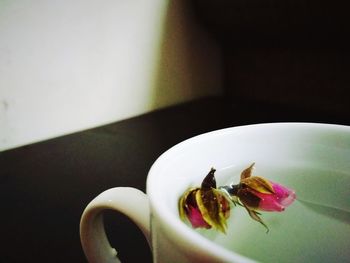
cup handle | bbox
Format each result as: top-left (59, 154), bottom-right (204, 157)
top-left (80, 187), bottom-right (151, 263)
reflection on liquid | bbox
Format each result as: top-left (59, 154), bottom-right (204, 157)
top-left (298, 199), bottom-right (350, 224)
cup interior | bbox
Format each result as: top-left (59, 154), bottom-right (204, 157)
top-left (147, 123), bottom-right (350, 262)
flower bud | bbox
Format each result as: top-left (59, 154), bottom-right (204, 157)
top-left (179, 169), bottom-right (230, 233)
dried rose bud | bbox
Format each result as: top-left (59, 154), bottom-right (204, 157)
top-left (238, 163), bottom-right (296, 212)
top-left (179, 168), bottom-right (230, 233)
top-left (180, 163), bottom-right (296, 233)
top-left (225, 163), bottom-right (296, 231)
top-left (242, 180), bottom-right (296, 212)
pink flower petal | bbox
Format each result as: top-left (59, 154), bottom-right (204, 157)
top-left (271, 182), bottom-right (296, 207)
top-left (251, 181), bottom-right (296, 212)
top-left (188, 206), bottom-right (211, 228)
top-left (253, 192), bottom-right (286, 211)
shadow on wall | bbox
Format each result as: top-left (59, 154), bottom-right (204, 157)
top-left (191, 0), bottom-right (350, 119)
top-left (150, 0), bottom-right (223, 110)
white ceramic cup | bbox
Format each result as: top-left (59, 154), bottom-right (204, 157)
top-left (80, 123), bottom-right (350, 263)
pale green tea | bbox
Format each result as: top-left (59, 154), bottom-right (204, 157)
top-left (197, 164), bottom-right (350, 263)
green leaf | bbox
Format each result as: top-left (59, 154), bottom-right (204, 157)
top-left (242, 203), bottom-right (269, 233)
top-left (241, 176), bottom-right (274, 194)
top-left (240, 163), bottom-right (255, 179)
top-left (178, 188), bottom-right (197, 220)
top-left (196, 189), bottom-right (228, 233)
top-left (201, 168), bottom-right (217, 189)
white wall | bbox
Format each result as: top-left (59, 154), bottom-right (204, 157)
top-left (0, 0), bottom-right (222, 151)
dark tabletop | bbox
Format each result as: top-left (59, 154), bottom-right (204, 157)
top-left (0, 96), bottom-right (348, 263)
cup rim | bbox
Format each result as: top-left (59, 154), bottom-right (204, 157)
top-left (146, 122), bottom-right (350, 262)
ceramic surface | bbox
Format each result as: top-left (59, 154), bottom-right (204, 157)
top-left (81, 123), bottom-right (350, 262)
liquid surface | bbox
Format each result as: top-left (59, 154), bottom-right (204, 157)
top-left (197, 164), bottom-right (350, 263)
